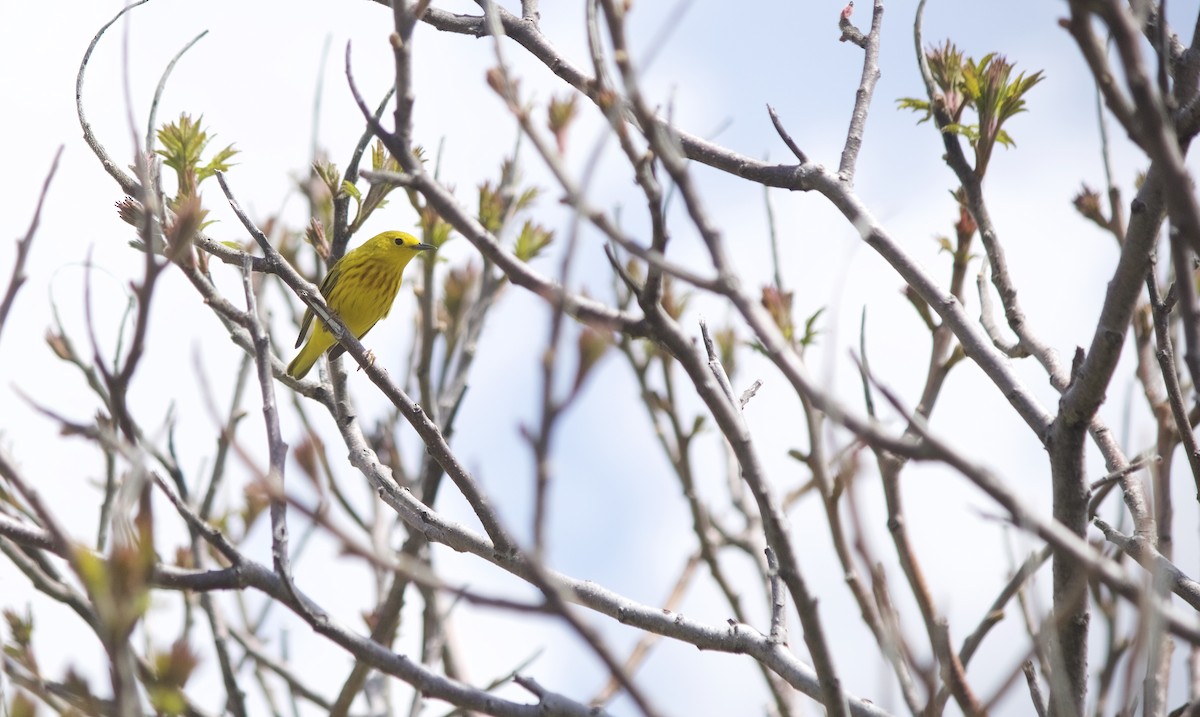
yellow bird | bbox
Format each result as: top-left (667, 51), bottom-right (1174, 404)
top-left (287, 230), bottom-right (434, 379)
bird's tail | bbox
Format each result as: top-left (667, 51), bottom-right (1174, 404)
top-left (287, 342), bottom-right (322, 379)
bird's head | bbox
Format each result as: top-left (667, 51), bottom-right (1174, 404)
top-left (371, 230), bottom-right (435, 263)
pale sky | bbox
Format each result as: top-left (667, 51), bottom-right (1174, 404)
top-left (3, 1), bottom-right (1200, 715)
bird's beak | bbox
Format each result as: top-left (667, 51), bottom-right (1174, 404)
top-left (414, 243), bottom-right (436, 252)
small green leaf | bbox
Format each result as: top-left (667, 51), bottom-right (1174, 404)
top-left (514, 220), bottom-right (553, 261)
top-left (896, 96), bottom-right (933, 122)
top-left (313, 160), bottom-right (342, 197)
top-left (573, 327), bottom-right (613, 393)
top-left (196, 144), bottom-right (238, 182)
top-left (10, 692), bottom-right (37, 717)
top-left (514, 186), bottom-right (540, 213)
top-left (440, 262), bottom-right (479, 343)
top-left (548, 93), bottom-right (580, 152)
top-left (478, 181), bottom-right (505, 234)
top-left (416, 204), bottom-right (453, 250)
top-left (761, 285), bottom-right (795, 342)
top-left (799, 306), bottom-right (824, 348)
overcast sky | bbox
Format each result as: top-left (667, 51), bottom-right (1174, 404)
top-left (3, 1), bottom-right (1200, 715)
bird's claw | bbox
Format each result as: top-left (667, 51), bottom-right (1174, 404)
top-left (358, 349), bottom-right (377, 372)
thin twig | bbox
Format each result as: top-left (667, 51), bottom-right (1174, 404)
top-left (836, 0), bottom-right (883, 181)
top-left (0, 146), bottom-right (62, 349)
top-left (1023, 661), bottom-right (1049, 717)
top-left (144, 30), bottom-right (208, 154)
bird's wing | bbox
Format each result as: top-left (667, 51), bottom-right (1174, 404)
top-left (294, 259), bottom-right (344, 348)
top-left (294, 307), bottom-right (315, 348)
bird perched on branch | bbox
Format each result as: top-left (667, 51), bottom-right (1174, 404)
top-left (287, 230), bottom-right (434, 379)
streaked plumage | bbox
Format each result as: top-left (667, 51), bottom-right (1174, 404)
top-left (287, 230), bottom-right (434, 379)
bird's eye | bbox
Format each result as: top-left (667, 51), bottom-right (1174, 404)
top-left (394, 237), bottom-right (403, 246)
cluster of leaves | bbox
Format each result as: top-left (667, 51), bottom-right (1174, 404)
top-left (350, 141), bottom-right (405, 234)
top-left (143, 640), bottom-right (200, 715)
top-left (310, 141), bottom-right (404, 244)
top-left (3, 608), bottom-right (35, 676)
top-left (74, 537), bottom-right (154, 649)
top-left (898, 41), bottom-right (1043, 177)
top-left (155, 113), bottom-right (238, 201)
top-left (476, 158), bottom-right (555, 264)
top-left (156, 114), bottom-right (238, 260)
top-left (438, 262), bottom-right (480, 354)
top-left (115, 114), bottom-right (238, 263)
top-left (3, 528), bottom-right (197, 715)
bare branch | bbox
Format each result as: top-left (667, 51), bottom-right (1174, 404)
top-left (0, 146), bottom-right (62, 349)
